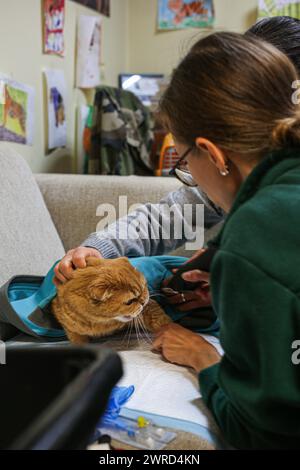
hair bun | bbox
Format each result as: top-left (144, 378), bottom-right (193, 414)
top-left (272, 115), bottom-right (300, 149)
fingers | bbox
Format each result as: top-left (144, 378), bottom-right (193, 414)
top-left (54, 253), bottom-right (74, 284)
top-left (71, 250), bottom-right (88, 269)
top-left (182, 269), bottom-right (210, 283)
top-left (164, 291), bottom-right (199, 305)
top-left (54, 262), bottom-right (69, 284)
top-left (54, 247), bottom-right (102, 284)
top-left (52, 276), bottom-right (61, 288)
top-left (152, 334), bottom-right (163, 351)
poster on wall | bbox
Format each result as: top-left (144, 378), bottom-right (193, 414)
top-left (0, 77), bottom-right (35, 145)
top-left (76, 15), bottom-right (102, 89)
top-left (44, 69), bottom-right (67, 150)
top-left (157, 0), bottom-right (215, 30)
top-left (258, 0), bottom-right (300, 18)
top-left (43, 0), bottom-right (65, 56)
top-left (71, 0), bottom-right (110, 17)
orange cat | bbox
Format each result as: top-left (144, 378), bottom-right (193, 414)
top-left (51, 257), bottom-right (171, 344)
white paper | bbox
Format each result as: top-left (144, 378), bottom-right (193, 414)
top-left (117, 334), bottom-right (224, 430)
top-left (44, 69), bottom-right (67, 150)
top-left (76, 15), bottom-right (102, 89)
top-left (0, 75), bottom-right (35, 146)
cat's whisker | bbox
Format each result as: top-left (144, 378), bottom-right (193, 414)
top-left (137, 314), bottom-right (151, 340)
top-left (121, 321), bottom-right (132, 347)
top-left (133, 317), bottom-right (140, 345)
top-left (136, 315), bottom-right (152, 346)
top-left (126, 319), bottom-right (134, 348)
top-left (134, 316), bottom-right (144, 346)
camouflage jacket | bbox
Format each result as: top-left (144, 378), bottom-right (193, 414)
top-left (84, 86), bottom-right (154, 176)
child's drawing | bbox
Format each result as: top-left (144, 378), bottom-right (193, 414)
top-left (50, 87), bottom-right (66, 128)
top-left (158, 0), bottom-right (215, 30)
top-left (0, 78), bottom-right (35, 145)
top-left (44, 0), bottom-right (65, 56)
top-left (45, 69), bottom-right (67, 150)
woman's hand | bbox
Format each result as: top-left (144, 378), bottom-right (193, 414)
top-left (162, 249), bottom-right (212, 310)
top-left (53, 247), bottom-right (102, 285)
top-left (152, 323), bottom-right (220, 373)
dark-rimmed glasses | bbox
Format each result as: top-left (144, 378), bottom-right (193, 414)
top-left (169, 146), bottom-right (198, 187)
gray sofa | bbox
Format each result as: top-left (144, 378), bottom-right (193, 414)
top-left (0, 143), bottom-right (181, 340)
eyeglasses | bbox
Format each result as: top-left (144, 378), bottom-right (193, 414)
top-left (169, 146), bottom-right (198, 187)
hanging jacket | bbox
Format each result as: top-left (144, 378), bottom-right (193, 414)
top-left (84, 86), bottom-right (154, 176)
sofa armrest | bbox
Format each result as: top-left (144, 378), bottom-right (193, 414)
top-left (35, 174), bottom-right (181, 252)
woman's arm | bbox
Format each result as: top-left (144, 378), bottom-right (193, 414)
top-left (82, 186), bottom-right (224, 258)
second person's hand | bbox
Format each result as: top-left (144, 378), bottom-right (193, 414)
top-left (53, 247), bottom-right (102, 285)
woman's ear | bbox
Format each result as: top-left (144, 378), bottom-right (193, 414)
top-left (195, 138), bottom-right (229, 175)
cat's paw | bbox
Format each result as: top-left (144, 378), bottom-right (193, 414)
top-left (146, 314), bottom-right (172, 333)
top-left (142, 300), bottom-right (172, 333)
top-left (67, 331), bottom-right (90, 345)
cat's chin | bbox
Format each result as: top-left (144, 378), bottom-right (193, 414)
top-left (115, 314), bottom-right (138, 323)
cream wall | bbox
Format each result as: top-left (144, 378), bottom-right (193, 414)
top-left (127, 0), bottom-right (258, 75)
top-left (0, 0), bottom-right (129, 173)
top-left (0, 0), bottom-right (259, 173)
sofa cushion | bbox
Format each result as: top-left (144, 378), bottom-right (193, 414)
top-left (0, 144), bottom-right (65, 287)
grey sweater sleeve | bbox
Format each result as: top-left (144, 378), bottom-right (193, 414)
top-left (82, 186), bottom-right (224, 259)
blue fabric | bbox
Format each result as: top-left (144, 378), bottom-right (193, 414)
top-left (5, 256), bottom-right (219, 337)
top-left (8, 262), bottom-right (64, 338)
top-left (129, 256), bottom-right (220, 334)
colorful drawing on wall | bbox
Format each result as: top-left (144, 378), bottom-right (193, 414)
top-left (71, 0), bottom-right (110, 17)
top-left (76, 15), bottom-right (102, 89)
top-left (157, 0), bottom-right (215, 30)
top-left (0, 77), bottom-right (35, 145)
top-left (43, 0), bottom-right (65, 56)
top-left (44, 69), bottom-right (67, 150)
top-left (258, 0), bottom-right (300, 18)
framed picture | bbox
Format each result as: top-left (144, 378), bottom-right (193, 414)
top-left (157, 0), bottom-right (215, 30)
top-left (71, 0), bottom-right (110, 17)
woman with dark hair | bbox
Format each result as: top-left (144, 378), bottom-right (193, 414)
top-left (247, 16), bottom-right (300, 73)
top-left (153, 31), bottom-right (300, 449)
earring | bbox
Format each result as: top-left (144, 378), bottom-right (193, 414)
top-left (220, 166), bottom-right (229, 176)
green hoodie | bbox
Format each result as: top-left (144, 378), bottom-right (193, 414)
top-left (199, 149), bottom-right (300, 449)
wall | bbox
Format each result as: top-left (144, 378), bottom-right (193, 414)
top-left (127, 0), bottom-right (258, 76)
top-left (0, 0), bottom-right (259, 173)
top-left (0, 0), bottom-right (129, 173)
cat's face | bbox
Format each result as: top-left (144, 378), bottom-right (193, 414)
top-left (56, 257), bottom-right (149, 329)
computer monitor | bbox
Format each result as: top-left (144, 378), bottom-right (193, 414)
top-left (119, 74), bottom-right (164, 107)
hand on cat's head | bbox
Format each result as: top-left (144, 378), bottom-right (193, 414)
top-left (53, 247), bottom-right (102, 285)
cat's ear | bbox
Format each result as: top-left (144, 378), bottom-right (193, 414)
top-left (86, 257), bottom-right (104, 268)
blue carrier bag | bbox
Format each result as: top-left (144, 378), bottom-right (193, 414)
top-left (0, 257), bottom-right (219, 339)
